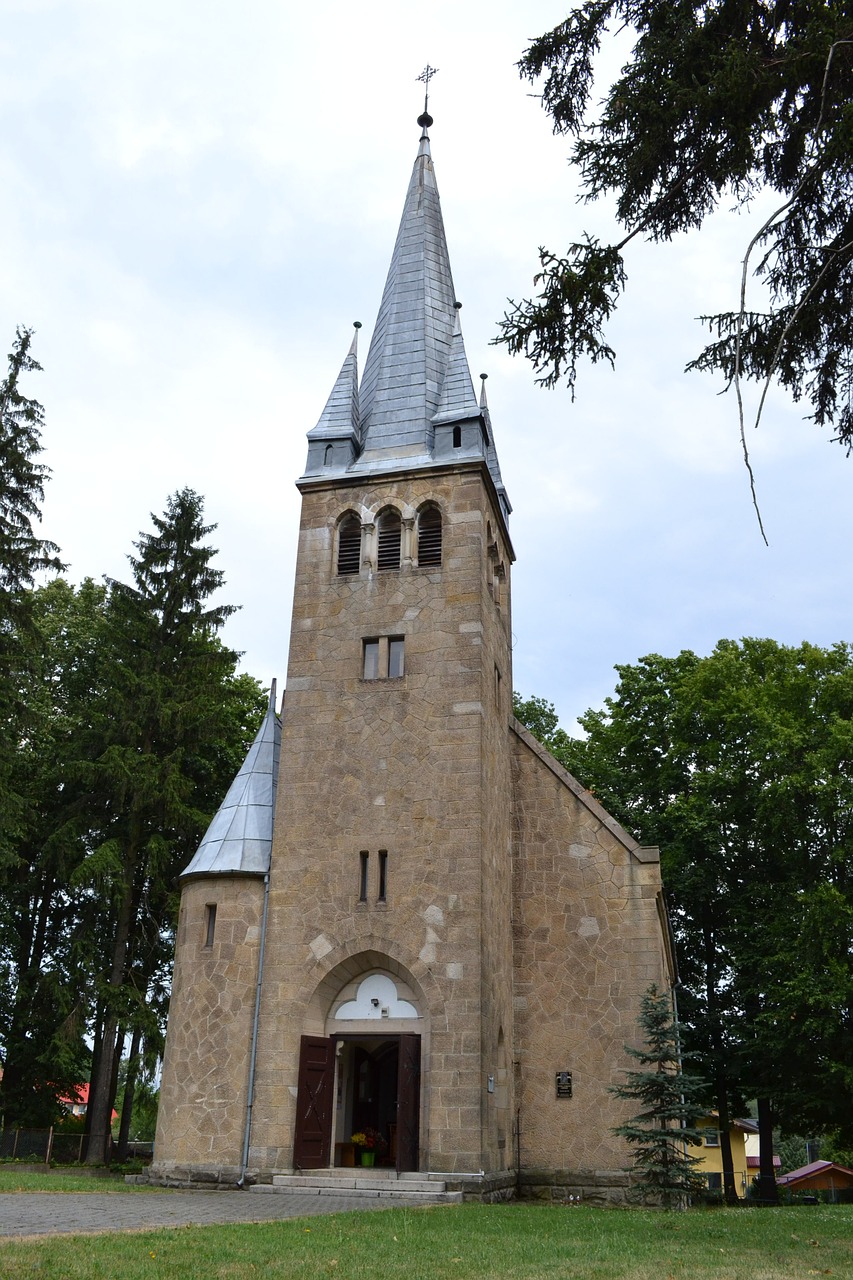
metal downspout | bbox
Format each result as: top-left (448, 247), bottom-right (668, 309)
top-left (238, 868), bottom-right (271, 1187)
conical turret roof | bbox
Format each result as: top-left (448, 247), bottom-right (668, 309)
top-left (181, 682), bottom-right (281, 880)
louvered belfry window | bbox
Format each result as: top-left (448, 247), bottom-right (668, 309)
top-left (337, 514), bottom-right (361, 575)
top-left (417, 506), bottom-right (442, 566)
top-left (377, 510), bottom-right (402, 570)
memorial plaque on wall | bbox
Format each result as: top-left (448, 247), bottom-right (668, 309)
top-left (555, 1070), bottom-right (573, 1099)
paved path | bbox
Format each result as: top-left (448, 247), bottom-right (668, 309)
top-left (0, 1189), bottom-right (394, 1239)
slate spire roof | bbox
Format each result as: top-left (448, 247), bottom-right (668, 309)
top-left (357, 122), bottom-right (457, 461)
top-left (181, 682), bottom-right (281, 880)
top-left (305, 324), bottom-right (360, 455)
top-left (302, 115), bottom-right (510, 521)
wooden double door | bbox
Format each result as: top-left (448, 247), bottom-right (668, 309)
top-left (293, 1032), bottom-right (421, 1173)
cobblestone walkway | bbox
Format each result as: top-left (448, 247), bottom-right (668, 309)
top-left (0, 1189), bottom-right (393, 1238)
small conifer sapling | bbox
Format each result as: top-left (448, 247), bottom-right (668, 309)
top-left (611, 984), bottom-right (707, 1208)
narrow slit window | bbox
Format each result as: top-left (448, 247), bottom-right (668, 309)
top-left (363, 639), bottom-right (380, 680)
top-left (337, 515), bottom-right (361, 575)
top-left (452, 425), bottom-right (462, 448)
top-left (378, 850), bottom-right (388, 902)
top-left (388, 637), bottom-right (405, 679)
top-left (377, 510), bottom-right (402, 570)
top-left (359, 851), bottom-right (369, 901)
top-left (494, 664), bottom-right (502, 708)
top-left (417, 507), bottom-right (442, 566)
top-left (204, 904), bottom-right (217, 948)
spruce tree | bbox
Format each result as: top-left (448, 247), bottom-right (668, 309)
top-left (0, 327), bottom-right (63, 608)
top-left (81, 489), bottom-right (261, 1164)
top-left (611, 984), bottom-right (707, 1208)
top-left (0, 327), bottom-right (64, 863)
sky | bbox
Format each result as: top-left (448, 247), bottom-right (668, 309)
top-left (2, 0), bottom-right (850, 733)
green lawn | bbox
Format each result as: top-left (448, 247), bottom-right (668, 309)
top-left (0, 1168), bottom-right (159, 1194)
top-left (1, 1201), bottom-right (851, 1280)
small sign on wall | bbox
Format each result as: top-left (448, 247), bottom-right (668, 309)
top-left (555, 1070), bottom-right (573, 1099)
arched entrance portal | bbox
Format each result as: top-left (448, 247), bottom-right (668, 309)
top-left (293, 966), bottom-right (424, 1173)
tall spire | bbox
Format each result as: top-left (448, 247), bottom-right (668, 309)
top-left (357, 108), bottom-right (458, 460)
top-left (300, 103), bottom-right (510, 523)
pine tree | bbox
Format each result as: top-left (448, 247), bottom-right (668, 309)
top-left (611, 984), bottom-right (707, 1208)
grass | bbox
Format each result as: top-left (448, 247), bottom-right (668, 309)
top-left (0, 1168), bottom-right (161, 1194)
top-left (0, 1201), bottom-right (851, 1279)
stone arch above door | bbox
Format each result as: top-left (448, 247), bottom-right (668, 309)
top-left (301, 950), bottom-right (431, 1039)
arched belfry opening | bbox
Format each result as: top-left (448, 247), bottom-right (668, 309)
top-left (293, 959), bottom-right (427, 1174)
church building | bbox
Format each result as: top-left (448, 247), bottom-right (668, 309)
top-left (151, 111), bottom-right (675, 1203)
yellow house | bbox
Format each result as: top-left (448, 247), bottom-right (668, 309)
top-left (694, 1116), bottom-right (757, 1196)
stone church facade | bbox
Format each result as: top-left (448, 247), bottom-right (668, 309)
top-left (151, 117), bottom-right (674, 1202)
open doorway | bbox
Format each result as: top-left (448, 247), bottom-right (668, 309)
top-left (293, 1032), bottom-right (420, 1172)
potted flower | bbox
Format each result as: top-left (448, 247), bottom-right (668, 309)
top-left (350, 1128), bottom-right (388, 1167)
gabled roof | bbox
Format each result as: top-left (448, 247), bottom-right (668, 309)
top-left (181, 682), bottom-right (281, 880)
top-left (777, 1159), bottom-right (853, 1185)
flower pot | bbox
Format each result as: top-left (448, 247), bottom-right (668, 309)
top-left (361, 1151), bottom-right (375, 1167)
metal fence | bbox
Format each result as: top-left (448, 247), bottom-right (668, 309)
top-left (0, 1128), bottom-right (153, 1165)
top-left (0, 1127), bottom-right (88, 1164)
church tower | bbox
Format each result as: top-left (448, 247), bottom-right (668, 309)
top-left (153, 109), bottom-right (673, 1202)
top-left (251, 109), bottom-right (516, 1178)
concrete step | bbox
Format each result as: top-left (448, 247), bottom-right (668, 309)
top-left (250, 1172), bottom-right (461, 1202)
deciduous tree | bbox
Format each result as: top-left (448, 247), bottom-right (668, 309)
top-left (516, 639), bottom-right (853, 1203)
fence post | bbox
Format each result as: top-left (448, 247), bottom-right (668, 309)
top-left (12, 1128), bottom-right (18, 1159)
top-left (45, 1126), bottom-right (54, 1166)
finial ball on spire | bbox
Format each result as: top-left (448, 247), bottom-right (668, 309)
top-left (418, 111), bottom-right (434, 129)
top-left (353, 321), bottom-right (362, 329)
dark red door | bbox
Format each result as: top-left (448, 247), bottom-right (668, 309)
top-left (396, 1033), bottom-right (420, 1173)
top-left (293, 1035), bottom-right (335, 1169)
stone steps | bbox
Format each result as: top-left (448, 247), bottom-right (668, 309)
top-left (250, 1170), bottom-right (462, 1202)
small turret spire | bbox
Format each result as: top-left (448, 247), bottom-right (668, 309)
top-left (303, 325), bottom-right (361, 474)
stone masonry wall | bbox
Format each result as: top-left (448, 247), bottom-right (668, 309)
top-left (152, 875), bottom-right (264, 1178)
top-left (247, 461), bottom-right (515, 1175)
top-left (510, 721), bottom-right (673, 1180)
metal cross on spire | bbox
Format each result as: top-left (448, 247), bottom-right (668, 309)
top-left (417, 64), bottom-right (439, 126)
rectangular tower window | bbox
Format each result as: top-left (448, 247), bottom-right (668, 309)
top-left (378, 850), bottom-right (388, 902)
top-left (388, 637), bottom-right (405, 679)
top-left (359, 851), bottom-right (369, 902)
top-left (363, 639), bottom-right (380, 680)
top-left (362, 637), bottom-right (405, 679)
top-left (204, 904), bottom-right (217, 948)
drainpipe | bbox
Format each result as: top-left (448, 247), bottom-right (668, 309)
top-left (238, 868), bottom-right (271, 1187)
